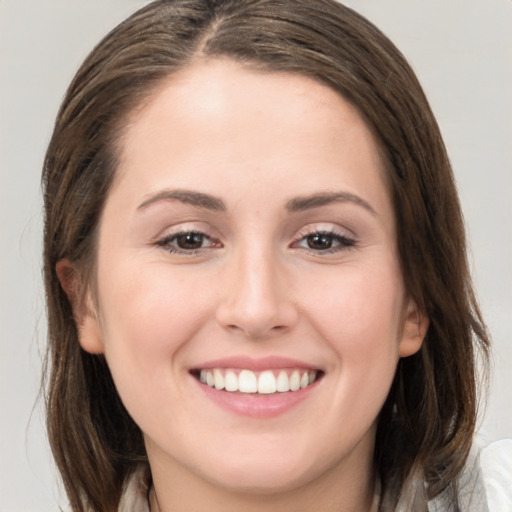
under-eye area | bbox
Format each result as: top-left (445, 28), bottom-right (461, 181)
top-left (190, 368), bottom-right (324, 394)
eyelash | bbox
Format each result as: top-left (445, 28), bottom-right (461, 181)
top-left (156, 228), bottom-right (356, 256)
top-left (292, 230), bottom-right (356, 254)
top-left (155, 231), bottom-right (220, 254)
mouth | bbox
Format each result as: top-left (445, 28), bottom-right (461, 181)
top-left (191, 368), bottom-right (323, 395)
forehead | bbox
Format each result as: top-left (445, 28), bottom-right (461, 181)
top-left (112, 58), bottom-right (391, 221)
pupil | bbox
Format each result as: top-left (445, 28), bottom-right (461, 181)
top-left (308, 233), bottom-right (332, 249)
top-left (177, 233), bottom-right (203, 249)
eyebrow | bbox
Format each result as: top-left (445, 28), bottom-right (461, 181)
top-left (138, 189), bottom-right (226, 211)
top-left (137, 188), bottom-right (376, 216)
top-left (286, 191), bottom-right (377, 215)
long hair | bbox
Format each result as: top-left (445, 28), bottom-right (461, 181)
top-left (42, 1), bottom-right (490, 510)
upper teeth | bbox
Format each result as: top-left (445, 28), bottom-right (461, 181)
top-left (199, 369), bottom-right (317, 394)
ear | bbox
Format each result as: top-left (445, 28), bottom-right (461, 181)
top-left (56, 259), bottom-right (105, 354)
top-left (399, 299), bottom-right (429, 357)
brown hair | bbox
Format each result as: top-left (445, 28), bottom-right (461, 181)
top-left (42, 1), bottom-right (490, 510)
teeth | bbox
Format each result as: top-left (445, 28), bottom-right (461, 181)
top-left (213, 369), bottom-right (224, 390)
top-left (289, 370), bottom-right (301, 391)
top-left (198, 368), bottom-right (319, 394)
top-left (258, 370), bottom-right (277, 394)
top-left (224, 370), bottom-right (238, 392)
top-left (238, 369), bottom-right (258, 393)
top-left (276, 370), bottom-right (290, 392)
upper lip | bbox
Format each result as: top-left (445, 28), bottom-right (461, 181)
top-left (191, 355), bottom-right (322, 372)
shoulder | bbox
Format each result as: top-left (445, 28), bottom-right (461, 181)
top-left (428, 439), bottom-right (512, 512)
top-left (393, 443), bottom-right (494, 512)
top-left (480, 438), bottom-right (512, 511)
top-left (428, 445), bottom-right (489, 512)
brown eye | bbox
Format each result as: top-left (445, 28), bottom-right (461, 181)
top-left (306, 233), bottom-right (334, 250)
top-left (156, 231), bottom-right (217, 253)
top-left (295, 230), bottom-right (356, 253)
top-left (175, 232), bottom-right (205, 250)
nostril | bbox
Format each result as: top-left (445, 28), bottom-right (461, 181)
top-left (215, 281), bottom-right (299, 338)
top-left (223, 321), bottom-right (290, 339)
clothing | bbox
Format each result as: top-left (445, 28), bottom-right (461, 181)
top-left (426, 448), bottom-right (489, 512)
top-left (117, 450), bottom-right (491, 512)
top-left (118, 465), bottom-right (150, 512)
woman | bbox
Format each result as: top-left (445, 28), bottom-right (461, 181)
top-left (42, 1), bottom-right (490, 510)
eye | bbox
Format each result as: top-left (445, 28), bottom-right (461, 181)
top-left (173, 232), bottom-right (207, 250)
top-left (156, 231), bottom-right (219, 253)
top-left (295, 230), bottom-right (355, 253)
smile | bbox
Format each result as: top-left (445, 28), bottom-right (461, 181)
top-left (197, 368), bottom-right (319, 394)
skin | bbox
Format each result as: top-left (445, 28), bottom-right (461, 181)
top-left (59, 59), bottom-right (428, 512)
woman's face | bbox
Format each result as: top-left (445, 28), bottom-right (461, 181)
top-left (77, 59), bottom-right (425, 495)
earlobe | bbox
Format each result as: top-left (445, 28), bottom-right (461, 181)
top-left (399, 300), bottom-right (429, 357)
top-left (56, 259), bottom-right (105, 354)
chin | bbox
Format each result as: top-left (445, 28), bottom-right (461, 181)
top-left (210, 470), bottom-right (308, 495)
top-left (197, 451), bottom-right (322, 495)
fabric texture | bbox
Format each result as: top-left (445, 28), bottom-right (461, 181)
top-left (427, 447), bottom-right (489, 512)
top-left (480, 439), bottom-right (512, 511)
top-left (118, 465), bottom-right (151, 512)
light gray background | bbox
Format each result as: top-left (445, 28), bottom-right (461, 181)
top-left (1, 1), bottom-right (510, 511)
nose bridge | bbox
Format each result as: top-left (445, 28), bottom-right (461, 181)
top-left (216, 239), bottom-right (297, 338)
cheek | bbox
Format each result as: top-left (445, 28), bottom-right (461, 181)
top-left (305, 260), bottom-right (403, 343)
top-left (300, 260), bottom-right (404, 399)
top-left (96, 262), bottom-right (211, 397)
top-left (95, 260), bottom-right (221, 437)
top-left (100, 261), bottom-right (207, 343)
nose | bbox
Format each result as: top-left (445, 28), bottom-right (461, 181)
top-left (215, 246), bottom-right (299, 339)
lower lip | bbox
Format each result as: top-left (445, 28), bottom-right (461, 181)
top-left (193, 376), bottom-right (319, 418)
